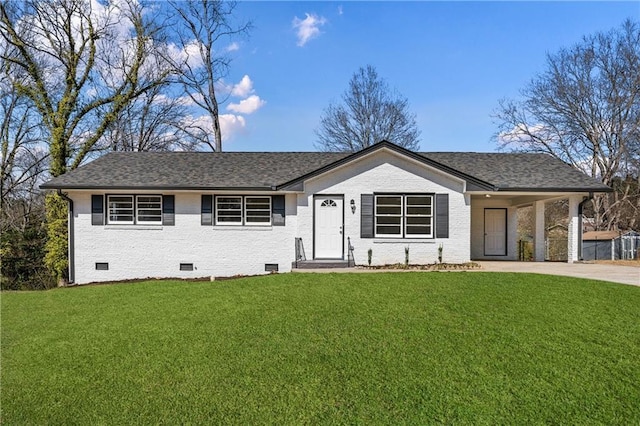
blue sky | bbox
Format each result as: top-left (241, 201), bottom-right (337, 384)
top-left (215, 1), bottom-right (639, 153)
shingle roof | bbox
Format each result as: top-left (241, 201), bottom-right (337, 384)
top-left (41, 142), bottom-right (610, 192)
top-left (421, 152), bottom-right (610, 191)
top-left (41, 152), bottom-right (348, 190)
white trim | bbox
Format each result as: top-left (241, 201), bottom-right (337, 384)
top-left (215, 196), bottom-right (243, 225)
top-left (215, 195), bottom-right (273, 226)
top-left (374, 195), bottom-right (402, 237)
top-left (244, 196), bottom-right (272, 226)
top-left (374, 194), bottom-right (433, 239)
top-left (136, 195), bottom-right (162, 225)
top-left (107, 195), bottom-right (134, 225)
top-left (104, 225), bottom-right (163, 231)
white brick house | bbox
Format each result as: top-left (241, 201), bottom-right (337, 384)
top-left (41, 141), bottom-right (611, 284)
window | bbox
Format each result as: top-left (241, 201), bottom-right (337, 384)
top-left (405, 195), bottom-right (432, 237)
top-left (108, 195), bottom-right (134, 224)
top-left (136, 195), bottom-right (162, 224)
top-left (107, 195), bottom-right (163, 225)
top-left (375, 194), bottom-right (433, 238)
top-left (375, 195), bottom-right (402, 236)
top-left (216, 196), bottom-right (242, 224)
top-left (215, 196), bottom-right (272, 226)
top-left (245, 197), bottom-right (271, 225)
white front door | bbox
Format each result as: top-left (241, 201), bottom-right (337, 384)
top-left (314, 196), bottom-right (344, 259)
top-left (485, 208), bottom-right (507, 256)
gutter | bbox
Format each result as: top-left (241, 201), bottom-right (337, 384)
top-left (577, 192), bottom-right (594, 261)
top-left (57, 189), bottom-right (74, 284)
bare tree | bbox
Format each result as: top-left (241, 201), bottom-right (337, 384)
top-left (0, 74), bottom-right (47, 226)
top-left (0, 0), bottom-right (171, 282)
top-left (495, 20), bottom-right (640, 231)
top-left (0, 73), bottom-right (51, 289)
top-left (105, 83), bottom-right (199, 152)
top-left (315, 65), bottom-right (421, 152)
top-left (169, 0), bottom-right (252, 152)
top-left (0, 0), bottom-right (171, 174)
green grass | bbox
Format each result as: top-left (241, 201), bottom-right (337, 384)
top-left (2, 273), bottom-right (639, 424)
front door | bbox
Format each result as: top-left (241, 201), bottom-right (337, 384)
top-left (484, 208), bottom-right (507, 256)
top-left (314, 196), bottom-right (344, 259)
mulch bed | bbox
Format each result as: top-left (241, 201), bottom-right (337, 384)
top-left (356, 262), bottom-right (482, 271)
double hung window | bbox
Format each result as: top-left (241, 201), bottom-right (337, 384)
top-left (136, 196), bottom-right (162, 224)
top-left (107, 195), bottom-right (162, 225)
top-left (245, 197), bottom-right (271, 225)
top-left (215, 196), bottom-right (272, 226)
top-left (375, 194), bottom-right (433, 238)
top-left (216, 196), bottom-right (243, 224)
top-left (108, 195), bottom-right (134, 224)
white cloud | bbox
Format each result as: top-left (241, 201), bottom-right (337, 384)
top-left (292, 13), bottom-right (327, 47)
top-left (226, 42), bottom-right (240, 52)
top-left (231, 75), bottom-right (254, 98)
top-left (338, 5), bottom-right (343, 15)
top-left (166, 40), bottom-right (204, 70)
top-left (183, 114), bottom-right (246, 143)
top-left (219, 114), bottom-right (247, 141)
top-left (498, 123), bottom-right (550, 146)
top-left (227, 95), bottom-right (266, 114)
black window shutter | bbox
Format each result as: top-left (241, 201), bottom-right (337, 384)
top-left (272, 195), bottom-right (285, 226)
top-left (201, 195), bottom-right (213, 226)
top-left (91, 195), bottom-right (104, 226)
top-left (162, 195), bottom-right (175, 226)
top-left (361, 194), bottom-right (374, 238)
top-left (435, 194), bottom-right (449, 238)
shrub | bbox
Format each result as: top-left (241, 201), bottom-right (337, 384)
top-left (1, 222), bottom-right (55, 290)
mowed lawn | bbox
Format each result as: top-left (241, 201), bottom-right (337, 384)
top-left (2, 273), bottom-right (639, 424)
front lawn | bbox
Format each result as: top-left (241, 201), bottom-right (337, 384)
top-left (2, 273), bottom-right (639, 424)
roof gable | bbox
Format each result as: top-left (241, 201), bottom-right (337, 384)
top-left (277, 141), bottom-right (493, 191)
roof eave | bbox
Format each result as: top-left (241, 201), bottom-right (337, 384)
top-left (493, 186), bottom-right (613, 193)
top-left (40, 184), bottom-right (277, 191)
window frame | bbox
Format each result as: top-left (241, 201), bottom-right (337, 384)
top-left (374, 193), bottom-right (434, 238)
top-left (107, 195), bottom-right (134, 225)
top-left (244, 196), bottom-right (272, 226)
top-left (136, 195), bottom-right (163, 225)
top-left (215, 196), bottom-right (243, 225)
top-left (106, 194), bottom-right (164, 225)
top-left (374, 195), bottom-right (403, 237)
top-left (404, 195), bottom-right (433, 238)
top-left (214, 195), bottom-right (273, 226)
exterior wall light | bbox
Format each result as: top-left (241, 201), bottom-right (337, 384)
top-left (350, 199), bottom-right (356, 214)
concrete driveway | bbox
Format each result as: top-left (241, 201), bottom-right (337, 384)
top-left (476, 261), bottom-right (640, 286)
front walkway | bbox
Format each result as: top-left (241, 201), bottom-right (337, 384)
top-left (476, 261), bottom-right (639, 286)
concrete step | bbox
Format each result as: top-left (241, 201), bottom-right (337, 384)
top-left (292, 260), bottom-right (352, 269)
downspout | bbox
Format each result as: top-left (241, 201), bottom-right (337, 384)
top-left (57, 189), bottom-right (74, 284)
top-left (577, 192), bottom-right (593, 261)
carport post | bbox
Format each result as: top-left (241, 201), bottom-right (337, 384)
top-left (534, 200), bottom-right (545, 262)
top-left (567, 195), bottom-right (581, 263)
